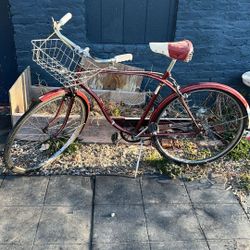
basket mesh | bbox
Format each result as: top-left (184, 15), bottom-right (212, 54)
top-left (32, 39), bottom-right (105, 87)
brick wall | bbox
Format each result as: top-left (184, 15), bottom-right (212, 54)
top-left (9, 0), bottom-right (250, 100)
top-left (174, 0), bottom-right (250, 100)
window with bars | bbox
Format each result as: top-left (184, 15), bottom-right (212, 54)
top-left (86, 0), bottom-right (178, 44)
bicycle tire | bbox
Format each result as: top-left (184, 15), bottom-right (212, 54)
top-left (153, 88), bottom-right (248, 164)
top-left (4, 94), bottom-right (87, 173)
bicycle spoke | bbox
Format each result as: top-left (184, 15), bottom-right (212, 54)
top-left (6, 95), bottom-right (86, 172)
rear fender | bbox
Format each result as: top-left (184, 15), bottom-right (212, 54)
top-left (150, 82), bottom-right (250, 128)
top-left (39, 88), bottom-right (90, 121)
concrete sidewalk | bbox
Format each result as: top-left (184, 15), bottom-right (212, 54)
top-left (0, 175), bottom-right (249, 250)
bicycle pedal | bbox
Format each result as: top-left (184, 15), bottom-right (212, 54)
top-left (111, 132), bottom-right (119, 144)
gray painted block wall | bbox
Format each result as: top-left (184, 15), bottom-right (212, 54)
top-left (174, 0), bottom-right (250, 100)
top-left (9, 0), bottom-right (250, 101)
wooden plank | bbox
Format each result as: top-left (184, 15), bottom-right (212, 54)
top-left (9, 67), bottom-right (31, 123)
top-left (11, 113), bottom-right (118, 144)
top-left (79, 117), bottom-right (116, 143)
top-left (31, 85), bottom-right (146, 106)
top-left (86, 0), bottom-right (102, 43)
top-left (145, 0), bottom-right (171, 42)
top-left (168, 0), bottom-right (178, 41)
top-left (102, 0), bottom-right (124, 43)
top-left (22, 66), bottom-right (31, 109)
top-left (123, 0), bottom-right (147, 43)
top-left (86, 0), bottom-right (178, 44)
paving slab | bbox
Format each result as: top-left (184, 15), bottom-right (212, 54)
top-left (35, 206), bottom-right (91, 245)
top-left (208, 239), bottom-right (250, 250)
top-left (145, 203), bottom-right (204, 242)
top-left (194, 204), bottom-right (250, 240)
top-left (95, 176), bottom-right (142, 205)
top-left (185, 180), bottom-right (238, 204)
top-left (141, 177), bottom-right (190, 204)
top-left (92, 242), bottom-right (150, 250)
top-left (93, 204), bottom-right (148, 244)
top-left (0, 206), bottom-right (42, 244)
top-left (45, 176), bottom-right (92, 207)
top-left (150, 240), bottom-right (209, 250)
top-left (33, 244), bottom-right (89, 250)
top-left (0, 245), bottom-right (32, 250)
top-left (0, 176), bottom-right (49, 206)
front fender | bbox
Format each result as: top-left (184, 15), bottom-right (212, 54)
top-left (39, 88), bottom-right (66, 102)
top-left (150, 82), bottom-right (250, 128)
top-left (39, 88), bottom-right (90, 120)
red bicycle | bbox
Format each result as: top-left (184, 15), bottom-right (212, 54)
top-left (4, 13), bottom-right (250, 174)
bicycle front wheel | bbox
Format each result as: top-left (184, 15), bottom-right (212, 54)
top-left (153, 89), bottom-right (248, 164)
top-left (4, 94), bottom-right (87, 173)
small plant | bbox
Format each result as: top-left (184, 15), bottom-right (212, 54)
top-left (228, 138), bottom-right (250, 161)
top-left (112, 106), bottom-right (122, 117)
top-left (238, 173), bottom-right (250, 194)
top-left (145, 150), bottom-right (162, 162)
top-left (47, 138), bottom-right (81, 155)
top-left (159, 164), bottom-right (183, 179)
top-left (145, 150), bottom-right (167, 168)
top-left (144, 150), bottom-right (184, 179)
top-left (197, 149), bottom-right (212, 159)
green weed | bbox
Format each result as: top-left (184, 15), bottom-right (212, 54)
top-left (228, 138), bottom-right (250, 161)
top-left (144, 150), bottom-right (184, 179)
top-left (238, 173), bottom-right (250, 194)
top-left (47, 138), bottom-right (81, 155)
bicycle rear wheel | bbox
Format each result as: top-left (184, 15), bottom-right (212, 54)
top-left (153, 89), bottom-right (248, 164)
top-left (4, 94), bottom-right (87, 173)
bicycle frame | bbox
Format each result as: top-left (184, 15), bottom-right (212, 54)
top-left (79, 69), bottom-right (172, 137)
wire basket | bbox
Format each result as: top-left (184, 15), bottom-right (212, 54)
top-left (31, 39), bottom-right (105, 87)
top-left (32, 38), bottom-right (149, 106)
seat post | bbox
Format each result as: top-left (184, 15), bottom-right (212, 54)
top-left (167, 59), bottom-right (177, 74)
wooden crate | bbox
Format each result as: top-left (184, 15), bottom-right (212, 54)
top-left (9, 67), bottom-right (146, 143)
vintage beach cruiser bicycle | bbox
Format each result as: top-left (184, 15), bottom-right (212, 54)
top-left (4, 13), bottom-right (250, 174)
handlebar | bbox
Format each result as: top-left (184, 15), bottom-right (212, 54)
top-left (58, 13), bottom-right (72, 27)
top-left (52, 13), bottom-right (133, 64)
top-left (93, 54), bottom-right (133, 64)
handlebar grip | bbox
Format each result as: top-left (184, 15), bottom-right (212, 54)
top-left (58, 13), bottom-right (72, 27)
top-left (114, 54), bottom-right (133, 63)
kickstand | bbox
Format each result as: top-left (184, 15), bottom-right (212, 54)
top-left (135, 139), bottom-right (144, 178)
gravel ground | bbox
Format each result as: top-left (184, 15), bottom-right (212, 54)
top-left (0, 143), bottom-right (249, 209)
